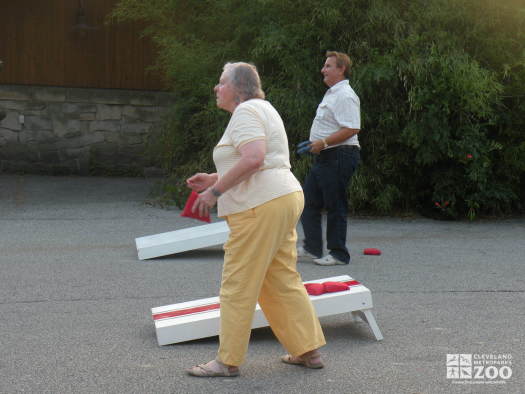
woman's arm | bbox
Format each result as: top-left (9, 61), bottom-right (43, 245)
top-left (213, 139), bottom-right (265, 193)
top-left (186, 172), bottom-right (219, 192)
top-left (193, 139), bottom-right (266, 216)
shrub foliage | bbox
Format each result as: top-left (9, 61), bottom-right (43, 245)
top-left (112, 0), bottom-right (525, 218)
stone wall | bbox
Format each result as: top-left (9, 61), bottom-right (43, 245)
top-left (0, 85), bottom-right (174, 175)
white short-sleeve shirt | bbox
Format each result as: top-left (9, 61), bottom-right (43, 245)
top-left (309, 79), bottom-right (361, 148)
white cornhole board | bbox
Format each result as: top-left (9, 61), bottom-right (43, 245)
top-left (151, 274), bottom-right (383, 346)
top-left (135, 221), bottom-right (229, 260)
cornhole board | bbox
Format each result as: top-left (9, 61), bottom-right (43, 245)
top-left (135, 221), bottom-right (229, 260)
top-left (151, 274), bottom-right (383, 346)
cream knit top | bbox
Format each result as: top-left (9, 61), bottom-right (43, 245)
top-left (213, 99), bottom-right (302, 217)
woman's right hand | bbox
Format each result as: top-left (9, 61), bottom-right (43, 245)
top-left (186, 173), bottom-right (215, 192)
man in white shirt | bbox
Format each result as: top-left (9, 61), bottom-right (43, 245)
top-left (298, 51), bottom-right (361, 266)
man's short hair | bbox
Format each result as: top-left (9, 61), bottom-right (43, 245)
top-left (326, 51), bottom-right (352, 78)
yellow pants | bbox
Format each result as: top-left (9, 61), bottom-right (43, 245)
top-left (218, 191), bottom-right (326, 366)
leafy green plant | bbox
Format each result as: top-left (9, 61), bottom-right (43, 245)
top-left (111, 0), bottom-right (525, 219)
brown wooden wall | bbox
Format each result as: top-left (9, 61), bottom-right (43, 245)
top-left (0, 0), bottom-right (165, 90)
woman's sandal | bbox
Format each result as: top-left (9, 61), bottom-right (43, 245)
top-left (186, 359), bottom-right (240, 377)
top-left (281, 352), bottom-right (324, 369)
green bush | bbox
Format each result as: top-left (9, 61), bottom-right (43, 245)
top-left (112, 0), bottom-right (525, 219)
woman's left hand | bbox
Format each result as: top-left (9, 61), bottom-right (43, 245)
top-left (192, 188), bottom-right (218, 217)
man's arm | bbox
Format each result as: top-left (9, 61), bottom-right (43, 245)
top-left (309, 127), bottom-right (359, 154)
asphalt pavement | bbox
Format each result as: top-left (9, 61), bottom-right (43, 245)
top-left (1, 175), bottom-right (523, 394)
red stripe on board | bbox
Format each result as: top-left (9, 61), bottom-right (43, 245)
top-left (152, 280), bottom-right (362, 321)
top-left (153, 303), bottom-right (220, 321)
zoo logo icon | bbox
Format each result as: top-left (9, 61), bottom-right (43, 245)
top-left (447, 354), bottom-right (472, 379)
top-left (446, 353), bottom-right (513, 383)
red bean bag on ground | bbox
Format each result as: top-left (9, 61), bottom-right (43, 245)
top-left (363, 248), bottom-right (381, 255)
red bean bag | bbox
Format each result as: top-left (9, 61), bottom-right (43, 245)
top-left (304, 281), bottom-right (350, 295)
top-left (323, 281), bottom-right (350, 293)
top-left (304, 283), bottom-right (324, 296)
top-left (180, 191), bottom-right (211, 223)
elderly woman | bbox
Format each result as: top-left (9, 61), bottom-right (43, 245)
top-left (185, 62), bottom-right (326, 377)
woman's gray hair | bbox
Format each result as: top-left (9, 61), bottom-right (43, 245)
top-left (222, 62), bottom-right (265, 102)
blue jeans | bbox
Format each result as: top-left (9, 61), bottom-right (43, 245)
top-left (300, 145), bottom-right (360, 263)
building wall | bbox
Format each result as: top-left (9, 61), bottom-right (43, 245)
top-left (0, 85), bottom-right (174, 175)
top-left (0, 0), bottom-right (164, 90)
